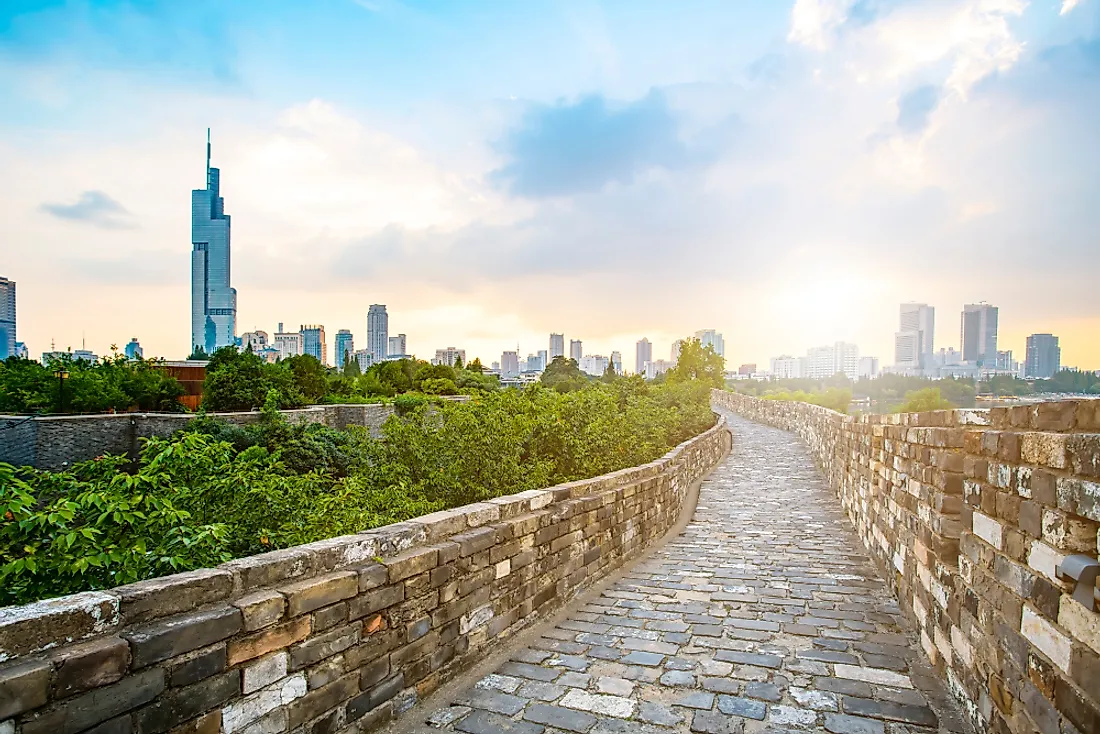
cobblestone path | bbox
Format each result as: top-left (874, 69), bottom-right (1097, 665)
top-left (413, 411), bottom-right (971, 734)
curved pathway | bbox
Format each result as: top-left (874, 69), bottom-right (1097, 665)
top-left (405, 411), bottom-right (972, 733)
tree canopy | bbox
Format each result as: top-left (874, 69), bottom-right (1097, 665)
top-left (667, 337), bottom-right (725, 388)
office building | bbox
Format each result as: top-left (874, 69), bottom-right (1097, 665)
top-left (388, 334), bottom-right (407, 358)
top-left (334, 330), bottom-right (354, 368)
top-left (538, 350), bottom-right (549, 371)
top-left (636, 338), bottom-right (652, 375)
top-left (526, 354), bottom-right (542, 372)
top-left (671, 340), bottom-right (684, 364)
top-left (961, 303), bottom-right (998, 366)
top-left (996, 350), bottom-right (1016, 372)
top-left (13, 342), bottom-right (27, 359)
top-left (806, 342), bottom-right (860, 380)
top-left (859, 356), bottom-right (879, 379)
top-left (1025, 334), bottom-right (1060, 379)
top-left (433, 347), bottom-right (466, 367)
top-left (694, 329), bottom-right (725, 358)
top-left (124, 338), bottom-right (144, 360)
top-left (274, 323), bottom-right (303, 359)
top-left (0, 276), bottom-right (14, 359)
top-left (241, 331), bottom-right (268, 352)
top-left (610, 351), bottom-right (622, 375)
top-left (353, 349), bottom-right (373, 372)
top-left (770, 355), bottom-right (801, 379)
top-left (644, 359), bottom-right (674, 380)
top-left (191, 130), bottom-right (237, 354)
top-left (301, 325), bottom-right (327, 365)
top-left (549, 333), bottom-right (564, 359)
top-left (367, 305), bottom-right (388, 362)
top-left (738, 364), bottom-right (756, 376)
top-left (580, 354), bottom-right (609, 377)
top-left (895, 303), bottom-right (935, 372)
top-left (569, 339), bottom-right (583, 362)
top-left (501, 351), bottom-right (520, 378)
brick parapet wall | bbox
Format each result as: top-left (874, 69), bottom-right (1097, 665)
top-left (0, 415), bottom-right (731, 734)
top-left (712, 389), bottom-right (1100, 734)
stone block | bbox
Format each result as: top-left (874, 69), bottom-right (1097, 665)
top-left (1021, 605), bottom-right (1072, 672)
top-left (451, 528), bottom-right (496, 558)
top-left (48, 635), bottom-right (129, 699)
top-left (356, 563), bottom-right (388, 592)
top-left (286, 672), bottom-right (358, 729)
top-left (1058, 594), bottom-right (1100, 655)
top-left (1032, 402), bottom-right (1076, 431)
top-left (1067, 434), bottom-right (1100, 477)
top-left (0, 591), bottom-right (119, 661)
top-left (414, 509), bottom-right (469, 540)
top-left (227, 617), bottom-right (311, 666)
top-left (232, 591), bottom-right (285, 632)
top-left (0, 658), bottom-right (51, 719)
top-left (116, 569), bottom-right (233, 625)
top-left (280, 572), bottom-right (358, 618)
top-left (1041, 509), bottom-right (1098, 553)
top-left (383, 547), bottom-right (439, 583)
top-left (346, 674), bottom-right (404, 721)
top-left (126, 605), bottom-right (241, 669)
top-left (1026, 541), bottom-right (1066, 585)
top-left (293, 535), bottom-right (379, 574)
top-left (1055, 477), bottom-right (1100, 523)
top-left (220, 673), bottom-right (307, 734)
top-left (288, 624), bottom-right (359, 671)
top-left (348, 585), bottom-right (404, 620)
top-left (971, 512), bottom-right (1003, 550)
top-left (131, 670), bottom-right (240, 734)
top-left (243, 652), bottom-right (288, 695)
top-left (167, 710), bottom-right (219, 734)
top-left (222, 548), bottom-right (312, 592)
top-left (1021, 433), bottom-right (1068, 470)
top-left (20, 668), bottom-right (166, 734)
top-left (169, 645), bottom-right (227, 688)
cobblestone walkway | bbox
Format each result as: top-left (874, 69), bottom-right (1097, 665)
top-left (413, 411), bottom-right (971, 734)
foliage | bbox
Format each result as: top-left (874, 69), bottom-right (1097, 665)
top-left (762, 387), bottom-right (852, 414)
top-left (980, 375), bottom-right (1033, 397)
top-left (733, 373), bottom-right (977, 411)
top-left (1034, 370), bottom-right (1100, 394)
top-left (0, 380), bottom-right (714, 605)
top-left (540, 356), bottom-right (589, 392)
top-left (893, 387), bottom-right (956, 413)
top-left (667, 337), bottom-right (725, 388)
top-left (201, 347), bottom-right (303, 411)
top-left (0, 352), bottom-right (186, 415)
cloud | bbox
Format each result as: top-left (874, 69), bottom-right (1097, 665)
top-left (788, 0), bottom-right (857, 49)
top-left (1061, 0), bottom-right (1083, 14)
top-left (490, 91), bottom-right (700, 198)
top-left (896, 84), bottom-right (941, 133)
top-left (40, 190), bottom-right (134, 229)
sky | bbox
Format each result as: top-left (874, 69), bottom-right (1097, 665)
top-left (1, 0), bottom-right (1098, 369)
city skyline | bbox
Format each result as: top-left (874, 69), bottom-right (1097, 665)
top-left (3, 2), bottom-right (1099, 369)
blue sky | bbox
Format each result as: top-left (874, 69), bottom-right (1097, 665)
top-left (2, 0), bottom-right (1098, 367)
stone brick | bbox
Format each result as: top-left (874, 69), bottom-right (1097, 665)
top-left (227, 616), bottom-right (311, 667)
top-left (356, 563), bottom-right (388, 592)
top-left (242, 653), bottom-right (288, 695)
top-left (117, 569), bottom-right (234, 625)
top-left (972, 511), bottom-right (1003, 550)
top-left (1055, 476), bottom-right (1100, 522)
top-left (0, 658), bottom-right (51, 719)
top-left (132, 670), bottom-right (239, 734)
top-left (222, 548), bottom-right (312, 592)
top-left (452, 528), bottom-right (496, 557)
top-left (1020, 433), bottom-right (1068, 470)
top-left (220, 673), bottom-right (307, 734)
top-left (49, 636), bottom-right (130, 698)
top-left (167, 710), bottom-right (219, 734)
top-left (348, 584), bottom-right (404, 620)
top-left (312, 602), bottom-right (347, 632)
top-left (286, 672), bottom-right (359, 730)
top-left (21, 668), bottom-right (166, 734)
top-left (169, 646), bottom-right (227, 688)
top-left (1032, 402), bottom-right (1076, 431)
top-left (1041, 509), bottom-right (1097, 552)
top-left (279, 572), bottom-right (358, 618)
top-left (125, 605), bottom-right (242, 669)
top-left (383, 547), bottom-right (439, 583)
top-left (288, 623), bottom-right (360, 671)
top-left (346, 674), bottom-right (404, 720)
top-left (1058, 594), bottom-right (1100, 655)
top-left (0, 591), bottom-right (120, 662)
top-left (1021, 605), bottom-right (1072, 672)
top-left (232, 591), bottom-right (285, 632)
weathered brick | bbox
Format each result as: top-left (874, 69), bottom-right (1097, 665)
top-left (21, 668), bottom-right (165, 734)
top-left (242, 652), bottom-right (288, 695)
top-left (0, 591), bottom-right (120, 662)
top-left (0, 658), bottom-right (51, 719)
top-left (132, 671), bottom-right (239, 734)
top-left (286, 672), bottom-right (359, 730)
top-left (116, 569), bottom-right (233, 625)
top-left (169, 645), bottom-right (227, 688)
top-left (348, 585), bottom-right (404, 620)
top-left (452, 528), bottom-right (496, 557)
top-left (232, 591), bottom-right (285, 632)
top-left (49, 636), bottom-right (130, 698)
top-left (125, 605), bottom-right (241, 669)
top-left (221, 548), bottom-right (312, 592)
top-left (346, 674), bottom-right (403, 721)
top-left (226, 616), bottom-right (311, 666)
top-left (280, 572), bottom-right (358, 618)
top-left (356, 563), bottom-right (388, 593)
top-left (383, 547), bottom-right (439, 583)
top-left (288, 624), bottom-right (360, 671)
top-left (166, 710), bottom-right (219, 734)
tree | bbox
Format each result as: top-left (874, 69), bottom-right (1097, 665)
top-left (467, 357), bottom-right (485, 373)
top-left (453, 354), bottom-right (464, 369)
top-left (202, 347), bottom-right (301, 411)
top-left (666, 338), bottom-right (724, 388)
top-left (602, 360), bottom-right (617, 383)
top-left (894, 388), bottom-right (955, 413)
top-left (187, 346), bottom-right (209, 360)
top-left (540, 357), bottom-right (588, 392)
top-left (343, 353), bottom-right (361, 378)
top-left (284, 354), bottom-right (328, 403)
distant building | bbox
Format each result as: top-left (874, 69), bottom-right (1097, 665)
top-left (895, 303), bottom-right (935, 372)
top-left (538, 350), bottom-right (549, 371)
top-left (124, 338), bottom-right (144, 360)
top-left (996, 350), bottom-right (1017, 373)
top-left (738, 363), bottom-right (756, 376)
top-left (636, 338), bottom-right (652, 375)
top-left (241, 331), bottom-right (268, 352)
top-left (367, 305), bottom-right (388, 362)
top-left (859, 356), bottom-right (879, 379)
top-left (806, 342), bottom-right (859, 380)
top-left (334, 330), bottom-right (354, 368)
top-left (301, 325), bottom-right (327, 365)
top-left (580, 354), bottom-right (609, 377)
top-left (388, 334), bottom-right (407, 358)
top-left (1025, 334), bottom-right (1060, 379)
top-left (491, 361), bottom-right (501, 372)
top-left (501, 351), bottom-right (520, 378)
top-left (45, 349), bottom-right (98, 364)
top-left (257, 346), bottom-right (281, 364)
top-left (0, 276), bottom-right (15, 359)
top-left (671, 339), bottom-right (684, 364)
top-left (191, 130), bottom-right (237, 354)
top-left (14, 341), bottom-right (27, 359)
top-left (569, 340), bottom-right (583, 362)
top-left (549, 334), bottom-right (565, 359)
top-left (353, 348), bottom-right (373, 372)
top-left (935, 347), bottom-right (964, 368)
top-left (694, 329), bottom-right (725, 358)
top-left (433, 347), bottom-right (466, 367)
top-left (644, 359), bottom-right (674, 380)
top-left (770, 355), bottom-right (801, 379)
top-left (526, 354), bottom-right (542, 372)
top-left (610, 351), bottom-right (622, 375)
top-left (274, 323), bottom-right (303, 359)
top-left (961, 303), bottom-right (998, 366)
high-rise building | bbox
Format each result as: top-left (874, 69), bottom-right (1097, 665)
top-left (274, 323), bottom-right (303, 359)
top-left (549, 334), bottom-right (565, 359)
top-left (895, 303), bottom-right (935, 371)
top-left (694, 329), bottom-right (725, 358)
top-left (610, 351), bottom-right (622, 375)
top-left (191, 130), bottom-right (237, 355)
top-left (859, 356), bottom-right (879, 379)
top-left (671, 340), bottom-right (684, 364)
top-left (433, 347), bottom-right (466, 367)
top-left (353, 349), bottom-right (373, 372)
top-left (1025, 334), bottom-right (1060, 379)
top-left (961, 303), bottom-right (998, 366)
top-left (580, 354), bottom-right (609, 376)
top-left (0, 276), bottom-right (16, 359)
top-left (241, 331), bottom-right (268, 352)
top-left (526, 354), bottom-right (542, 372)
top-left (770, 355), bottom-right (801, 379)
top-left (569, 339), bottom-right (582, 362)
top-left (996, 350), bottom-right (1015, 371)
top-left (636, 338), bottom-right (652, 375)
top-left (644, 360), bottom-right (674, 380)
top-left (13, 342), bottom-right (27, 359)
top-left (334, 330), bottom-right (354, 368)
top-left (538, 350), bottom-right (549, 371)
top-left (367, 305), bottom-right (388, 362)
top-left (301, 325), bottom-right (327, 364)
top-left (388, 334), bottom-right (407, 358)
top-left (501, 351), bottom-right (520, 377)
top-left (806, 342), bottom-right (859, 380)
top-left (124, 338), bottom-right (144, 360)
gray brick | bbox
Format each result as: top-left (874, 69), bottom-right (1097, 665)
top-left (0, 658), bottom-right (51, 719)
top-left (522, 703), bottom-right (597, 733)
top-left (21, 668), bottom-right (165, 734)
top-left (125, 605), bottom-right (241, 669)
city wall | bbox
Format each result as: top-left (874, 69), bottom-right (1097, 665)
top-left (0, 415), bottom-right (732, 734)
top-left (712, 389), bottom-right (1100, 734)
top-left (0, 405), bottom-right (398, 470)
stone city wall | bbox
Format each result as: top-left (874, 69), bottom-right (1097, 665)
top-left (0, 415), bottom-right (731, 734)
top-left (0, 405), bottom-right (397, 470)
top-left (712, 389), bottom-right (1100, 734)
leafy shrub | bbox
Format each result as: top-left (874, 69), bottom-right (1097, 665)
top-left (893, 387), bottom-right (956, 413)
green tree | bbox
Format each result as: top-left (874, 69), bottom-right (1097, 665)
top-left (667, 338), bottom-right (725, 388)
top-left (894, 387), bottom-right (955, 413)
top-left (453, 354), bottom-right (463, 369)
top-left (343, 354), bottom-right (361, 378)
top-left (540, 356), bottom-right (588, 392)
top-left (467, 357), bottom-right (485, 373)
top-left (284, 354), bottom-right (328, 403)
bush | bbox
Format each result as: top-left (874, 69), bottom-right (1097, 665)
top-left (762, 387), bottom-right (852, 414)
top-left (893, 387), bottom-right (956, 413)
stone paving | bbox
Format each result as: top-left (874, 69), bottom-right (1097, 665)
top-left (411, 411), bottom-right (972, 734)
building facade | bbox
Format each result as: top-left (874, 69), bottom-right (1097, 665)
top-left (241, 331), bottom-right (268, 352)
top-left (549, 334), bottom-right (564, 359)
top-left (610, 351), bottom-right (622, 375)
top-left (433, 347), bottom-right (466, 367)
top-left (1025, 334), bottom-right (1060, 379)
top-left (806, 342), bottom-right (860, 380)
top-left (501, 351), bottom-right (520, 377)
top-left (859, 356), bottom-right (880, 379)
top-left (124, 338), bottom-right (144, 360)
top-left (645, 359), bottom-right (674, 380)
top-left (895, 303), bottom-right (935, 372)
top-left (334, 330), bottom-right (354, 368)
top-left (367, 305), bottom-right (388, 362)
top-left (353, 349), bottom-right (373, 372)
top-left (191, 130), bottom-right (237, 354)
top-left (636, 338), bottom-right (652, 375)
top-left (274, 323), bottom-right (303, 359)
top-left (569, 339), bottom-right (583, 362)
top-left (770, 355), bottom-right (801, 379)
top-left (387, 334), bottom-right (407, 358)
top-left (301, 325), bottom-right (327, 365)
top-left (694, 329), bottom-right (725, 358)
top-left (0, 276), bottom-right (16, 359)
top-left (580, 354), bottom-right (609, 377)
top-left (961, 303), bottom-right (998, 366)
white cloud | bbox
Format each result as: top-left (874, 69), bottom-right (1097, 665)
top-left (1060, 0), bottom-right (1082, 14)
top-left (787, 0), bottom-right (856, 49)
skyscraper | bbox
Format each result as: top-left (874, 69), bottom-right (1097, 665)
top-left (388, 334), bottom-right (407, 358)
top-left (895, 303), bottom-right (935, 371)
top-left (610, 351), bottom-right (622, 375)
top-left (0, 276), bottom-right (15, 359)
top-left (694, 329), bottom-right (725, 357)
top-left (569, 340), bottom-right (582, 362)
top-left (538, 350), bottom-right (548, 371)
top-left (124, 338), bottom-right (143, 360)
top-left (636, 338), bottom-right (652, 375)
top-left (1025, 334), bottom-right (1060, 379)
top-left (961, 303), bottom-right (998, 366)
top-left (274, 323), bottom-right (303, 359)
top-left (549, 334), bottom-right (564, 359)
top-left (334, 330), bottom-right (354, 368)
top-left (191, 130), bottom-right (237, 354)
top-left (367, 305), bottom-right (388, 362)
top-left (301, 325), bottom-right (327, 364)
top-left (501, 351), bottom-right (519, 377)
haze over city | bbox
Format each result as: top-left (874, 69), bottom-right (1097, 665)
top-left (2, 0), bottom-right (1098, 367)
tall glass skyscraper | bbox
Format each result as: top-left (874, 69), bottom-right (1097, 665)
top-left (0, 276), bottom-right (15, 359)
top-left (191, 130), bottom-right (237, 354)
top-left (367, 305), bottom-right (388, 362)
